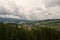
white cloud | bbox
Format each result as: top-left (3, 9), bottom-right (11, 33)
top-left (0, 0), bottom-right (60, 20)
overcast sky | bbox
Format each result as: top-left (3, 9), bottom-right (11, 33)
top-left (0, 0), bottom-right (60, 20)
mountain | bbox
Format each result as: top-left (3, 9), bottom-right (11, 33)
top-left (0, 17), bottom-right (37, 23)
top-left (0, 17), bottom-right (60, 23)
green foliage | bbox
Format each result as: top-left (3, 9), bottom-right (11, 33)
top-left (0, 22), bottom-right (60, 40)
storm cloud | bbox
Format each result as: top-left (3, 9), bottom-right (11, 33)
top-left (0, 0), bottom-right (60, 20)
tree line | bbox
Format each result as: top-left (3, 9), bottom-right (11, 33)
top-left (0, 22), bottom-right (60, 40)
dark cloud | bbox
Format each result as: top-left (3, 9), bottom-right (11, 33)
top-left (45, 0), bottom-right (60, 8)
top-left (0, 0), bottom-right (60, 20)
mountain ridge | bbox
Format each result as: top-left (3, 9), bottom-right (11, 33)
top-left (0, 17), bottom-right (60, 23)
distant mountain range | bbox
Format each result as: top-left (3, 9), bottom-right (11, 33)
top-left (0, 17), bottom-right (37, 23)
top-left (0, 17), bottom-right (60, 23)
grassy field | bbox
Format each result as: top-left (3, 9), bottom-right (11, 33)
top-left (0, 19), bottom-right (60, 40)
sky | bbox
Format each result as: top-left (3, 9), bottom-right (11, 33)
top-left (0, 0), bottom-right (60, 20)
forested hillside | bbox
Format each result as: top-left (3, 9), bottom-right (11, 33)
top-left (0, 19), bottom-right (60, 40)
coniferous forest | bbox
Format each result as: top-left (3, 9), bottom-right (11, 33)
top-left (0, 19), bottom-right (60, 40)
